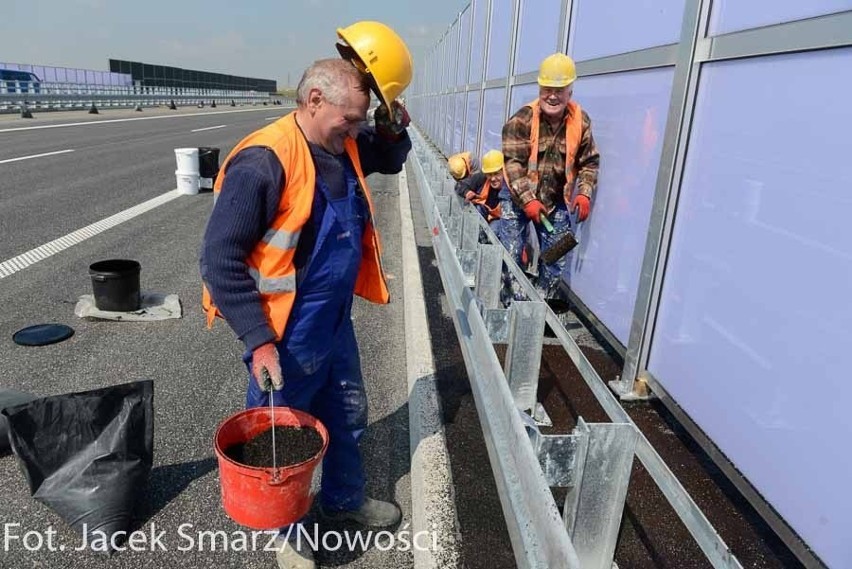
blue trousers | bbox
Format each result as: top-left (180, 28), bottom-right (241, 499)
top-left (244, 162), bottom-right (368, 514)
top-left (497, 197), bottom-right (575, 303)
top-left (244, 310), bottom-right (367, 513)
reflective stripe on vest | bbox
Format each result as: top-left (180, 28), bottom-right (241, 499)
top-left (526, 99), bottom-right (583, 206)
top-left (261, 227), bottom-right (300, 250)
top-left (248, 268), bottom-right (296, 294)
top-left (201, 111), bottom-right (389, 340)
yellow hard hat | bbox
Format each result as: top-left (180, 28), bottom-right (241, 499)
top-left (448, 151), bottom-right (471, 180)
top-left (537, 53), bottom-right (576, 88)
top-left (481, 150), bottom-right (504, 174)
top-left (336, 21), bottom-right (413, 110)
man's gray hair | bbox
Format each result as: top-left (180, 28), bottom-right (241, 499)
top-left (296, 59), bottom-right (369, 107)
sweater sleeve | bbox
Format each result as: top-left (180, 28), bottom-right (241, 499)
top-left (200, 146), bottom-right (285, 351)
top-left (456, 171), bottom-right (486, 198)
top-left (355, 125), bottom-right (412, 176)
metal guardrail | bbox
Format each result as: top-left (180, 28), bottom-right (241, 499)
top-left (409, 126), bottom-right (745, 569)
top-left (410, 130), bottom-right (643, 569)
top-left (0, 80), bottom-right (291, 113)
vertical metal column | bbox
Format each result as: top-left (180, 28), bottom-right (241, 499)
top-left (503, 300), bottom-right (547, 413)
top-left (565, 421), bottom-right (638, 569)
top-left (618, 0), bottom-right (711, 397)
top-left (475, 243), bottom-right (504, 310)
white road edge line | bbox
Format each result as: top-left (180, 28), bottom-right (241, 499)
top-left (400, 168), bottom-right (461, 569)
top-left (0, 107), bottom-right (289, 134)
top-left (0, 189), bottom-right (183, 280)
top-left (0, 149), bottom-right (75, 165)
top-left (191, 124), bottom-right (227, 133)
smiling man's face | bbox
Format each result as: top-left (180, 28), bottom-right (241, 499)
top-left (538, 85), bottom-right (572, 120)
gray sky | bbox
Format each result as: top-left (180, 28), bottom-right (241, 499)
top-left (3, 0), bottom-right (467, 88)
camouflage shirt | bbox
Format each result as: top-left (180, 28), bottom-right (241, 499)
top-left (502, 103), bottom-right (600, 208)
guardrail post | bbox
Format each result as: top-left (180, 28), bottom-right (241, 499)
top-left (475, 243), bottom-right (503, 311)
top-left (565, 421), bottom-right (638, 569)
top-left (503, 300), bottom-right (547, 414)
top-left (460, 209), bottom-right (480, 251)
top-left (454, 209), bottom-right (481, 287)
top-left (442, 178), bottom-right (456, 198)
top-left (522, 413), bottom-right (589, 489)
top-left (446, 194), bottom-right (463, 247)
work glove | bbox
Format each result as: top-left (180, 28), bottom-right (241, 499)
top-left (251, 343), bottom-right (283, 391)
top-left (572, 195), bottom-right (590, 221)
top-left (464, 190), bottom-right (476, 203)
top-left (374, 100), bottom-right (410, 141)
top-left (522, 199), bottom-right (548, 223)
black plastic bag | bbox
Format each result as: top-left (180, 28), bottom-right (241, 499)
top-left (0, 389), bottom-right (38, 455)
top-left (2, 381), bottom-right (154, 549)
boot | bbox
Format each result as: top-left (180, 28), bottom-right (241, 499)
top-left (274, 535), bottom-right (315, 569)
top-left (320, 497), bottom-right (401, 527)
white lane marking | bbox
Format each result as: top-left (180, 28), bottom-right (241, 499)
top-left (0, 107), bottom-right (291, 134)
top-left (264, 116), bottom-right (284, 121)
top-left (0, 149), bottom-right (75, 164)
top-left (0, 189), bottom-right (183, 280)
top-left (191, 124), bottom-right (227, 133)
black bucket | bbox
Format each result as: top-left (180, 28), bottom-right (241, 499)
top-left (89, 260), bottom-right (141, 312)
top-left (198, 147), bottom-right (220, 179)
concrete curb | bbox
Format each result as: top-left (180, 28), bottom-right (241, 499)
top-left (399, 169), bottom-right (462, 569)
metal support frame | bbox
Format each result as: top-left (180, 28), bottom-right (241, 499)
top-left (566, 420), bottom-right (638, 569)
top-left (413, 7), bottom-right (852, 568)
top-left (618, 0), bottom-right (709, 398)
top-left (412, 132), bottom-right (583, 569)
top-left (475, 243), bottom-right (503, 310)
top-left (503, 301), bottom-right (547, 414)
top-left (458, 146), bottom-right (743, 569)
top-left (412, 130), bottom-right (647, 569)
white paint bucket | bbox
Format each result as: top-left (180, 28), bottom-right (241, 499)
top-left (174, 148), bottom-right (200, 175)
top-left (176, 170), bottom-right (200, 195)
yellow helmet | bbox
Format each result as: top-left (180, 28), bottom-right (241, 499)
top-left (336, 21), bottom-right (413, 110)
top-left (481, 150), bottom-right (504, 174)
top-left (448, 151), bottom-right (471, 180)
top-left (537, 53), bottom-right (577, 88)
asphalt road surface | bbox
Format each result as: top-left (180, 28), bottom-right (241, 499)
top-left (0, 106), bottom-right (431, 569)
top-left (0, 105), bottom-right (805, 569)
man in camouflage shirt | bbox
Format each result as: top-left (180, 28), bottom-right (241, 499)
top-left (500, 52), bottom-right (600, 303)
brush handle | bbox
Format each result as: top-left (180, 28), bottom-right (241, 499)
top-left (539, 214), bottom-right (554, 233)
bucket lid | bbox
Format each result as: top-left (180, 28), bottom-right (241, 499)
top-left (13, 324), bottom-right (75, 346)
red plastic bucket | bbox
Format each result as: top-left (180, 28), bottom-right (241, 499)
top-left (214, 407), bottom-right (329, 529)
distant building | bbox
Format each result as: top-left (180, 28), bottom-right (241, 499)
top-left (109, 59), bottom-right (276, 94)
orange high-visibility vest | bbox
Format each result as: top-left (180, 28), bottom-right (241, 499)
top-left (202, 112), bottom-right (389, 341)
top-left (471, 168), bottom-right (508, 221)
top-left (526, 99), bottom-right (583, 206)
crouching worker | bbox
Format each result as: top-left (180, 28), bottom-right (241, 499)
top-left (200, 21), bottom-right (413, 569)
top-left (448, 150), bottom-right (478, 193)
top-left (502, 52), bottom-right (600, 302)
top-left (457, 149), bottom-right (509, 232)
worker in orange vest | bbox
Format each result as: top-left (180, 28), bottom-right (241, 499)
top-left (457, 149), bottom-right (507, 229)
top-left (502, 52), bottom-right (600, 303)
top-left (201, 22), bottom-right (412, 569)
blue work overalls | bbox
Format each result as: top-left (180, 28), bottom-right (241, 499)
top-left (244, 159), bottom-right (368, 513)
top-left (498, 195), bottom-right (576, 302)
